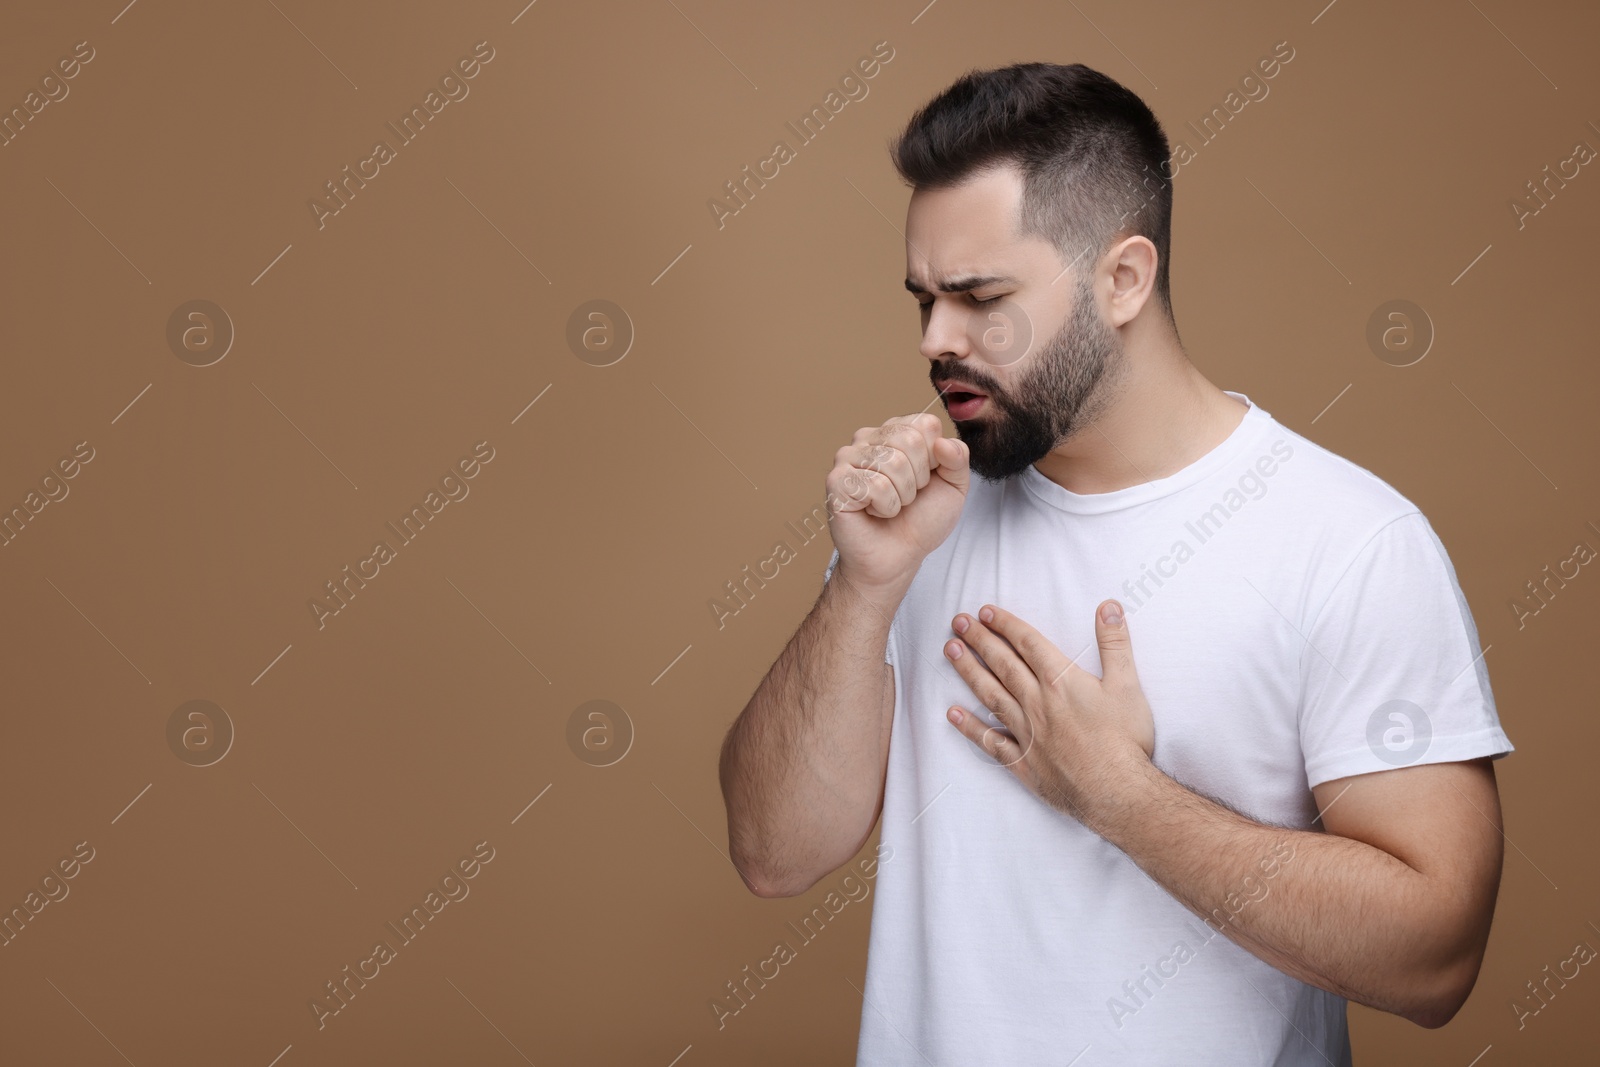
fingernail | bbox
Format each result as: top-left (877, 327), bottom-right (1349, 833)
top-left (945, 640), bottom-right (963, 660)
top-left (953, 615), bottom-right (969, 634)
top-left (948, 707), bottom-right (964, 724)
top-left (979, 606), bottom-right (994, 623)
top-left (1101, 602), bottom-right (1123, 626)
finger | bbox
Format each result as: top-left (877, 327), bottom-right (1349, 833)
top-left (911, 412), bottom-right (944, 472)
top-left (978, 604), bottom-right (1074, 690)
top-left (952, 613), bottom-right (1041, 710)
top-left (943, 635), bottom-right (1031, 752)
top-left (825, 461), bottom-right (876, 511)
top-left (861, 412), bottom-right (937, 465)
top-left (827, 463), bottom-right (901, 517)
top-left (896, 410), bottom-right (944, 444)
top-left (1094, 599), bottom-right (1137, 687)
top-left (852, 442), bottom-right (917, 507)
top-left (830, 442), bottom-right (911, 515)
top-left (863, 411), bottom-right (939, 444)
top-left (877, 421), bottom-right (933, 487)
top-left (931, 435), bottom-right (970, 494)
top-left (947, 705), bottom-right (1027, 768)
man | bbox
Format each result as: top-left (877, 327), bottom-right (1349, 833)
top-left (718, 61), bottom-right (1512, 1065)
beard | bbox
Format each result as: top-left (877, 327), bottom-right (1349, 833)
top-left (932, 274), bottom-right (1124, 482)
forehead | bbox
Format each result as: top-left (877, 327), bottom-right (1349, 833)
top-left (904, 164), bottom-right (1052, 287)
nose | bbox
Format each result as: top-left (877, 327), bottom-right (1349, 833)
top-left (919, 299), bottom-right (974, 367)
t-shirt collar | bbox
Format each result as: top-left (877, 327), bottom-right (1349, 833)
top-left (1015, 391), bottom-right (1274, 515)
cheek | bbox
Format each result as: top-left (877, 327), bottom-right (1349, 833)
top-left (985, 370), bottom-right (1023, 405)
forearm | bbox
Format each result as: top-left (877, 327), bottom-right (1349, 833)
top-left (719, 564), bottom-right (904, 897)
top-left (1082, 753), bottom-right (1476, 1025)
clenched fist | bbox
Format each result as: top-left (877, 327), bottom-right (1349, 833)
top-left (826, 412), bottom-right (970, 595)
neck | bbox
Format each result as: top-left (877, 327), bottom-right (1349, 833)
top-left (1031, 324), bottom-right (1246, 496)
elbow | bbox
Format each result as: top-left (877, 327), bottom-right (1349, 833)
top-left (1403, 1000), bottom-right (1458, 1031)
top-left (728, 839), bottom-right (822, 899)
top-left (1402, 956), bottom-right (1484, 1029)
top-left (746, 876), bottom-right (800, 899)
top-left (733, 860), bottom-right (807, 899)
top-left (725, 831), bottom-right (780, 898)
top-left (730, 853), bottom-right (779, 898)
top-left (1404, 998), bottom-right (1462, 1031)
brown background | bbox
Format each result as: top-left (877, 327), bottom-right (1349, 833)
top-left (1, 0), bottom-right (1595, 1063)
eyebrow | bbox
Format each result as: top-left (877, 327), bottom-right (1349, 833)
top-left (904, 273), bottom-right (1018, 296)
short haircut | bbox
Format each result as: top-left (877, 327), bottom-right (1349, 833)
top-left (889, 62), bottom-right (1175, 320)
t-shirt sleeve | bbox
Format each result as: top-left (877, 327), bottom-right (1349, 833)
top-left (1298, 510), bottom-right (1513, 787)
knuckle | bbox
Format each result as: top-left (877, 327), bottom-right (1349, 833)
top-left (886, 422), bottom-right (919, 446)
top-left (840, 468), bottom-right (871, 499)
top-left (877, 435), bottom-right (912, 467)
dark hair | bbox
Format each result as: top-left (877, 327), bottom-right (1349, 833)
top-left (890, 62), bottom-right (1175, 320)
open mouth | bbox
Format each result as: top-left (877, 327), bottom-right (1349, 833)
top-left (943, 391), bottom-right (988, 420)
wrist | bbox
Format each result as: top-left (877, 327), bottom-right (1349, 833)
top-left (829, 557), bottom-right (914, 611)
top-left (1060, 741), bottom-right (1156, 837)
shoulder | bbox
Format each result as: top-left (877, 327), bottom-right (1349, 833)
top-left (1249, 419), bottom-right (1468, 622)
top-left (1255, 421), bottom-right (1484, 649)
top-left (1260, 419), bottom-right (1428, 544)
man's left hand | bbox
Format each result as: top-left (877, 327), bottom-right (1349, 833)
top-left (943, 599), bottom-right (1155, 820)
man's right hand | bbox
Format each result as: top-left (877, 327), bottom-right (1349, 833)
top-left (826, 412), bottom-right (971, 595)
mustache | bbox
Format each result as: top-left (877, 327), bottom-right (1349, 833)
top-left (929, 367), bottom-right (999, 395)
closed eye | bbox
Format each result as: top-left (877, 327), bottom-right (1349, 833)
top-left (916, 293), bottom-right (1005, 310)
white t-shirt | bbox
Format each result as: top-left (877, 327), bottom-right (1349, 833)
top-left (821, 390), bottom-right (1512, 1066)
